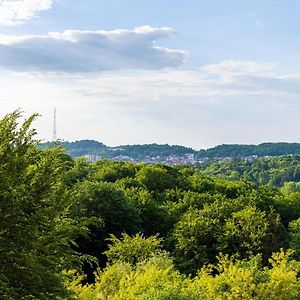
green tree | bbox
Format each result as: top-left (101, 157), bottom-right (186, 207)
top-left (0, 111), bottom-right (86, 299)
top-left (67, 234), bottom-right (192, 300)
top-left (218, 206), bottom-right (268, 256)
top-left (289, 218), bottom-right (300, 259)
top-left (135, 165), bottom-right (178, 192)
top-left (105, 233), bottom-right (164, 265)
top-left (187, 250), bottom-right (300, 300)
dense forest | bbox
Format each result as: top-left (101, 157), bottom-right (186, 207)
top-left (200, 155), bottom-right (300, 188)
top-left (3, 111), bottom-right (300, 299)
top-left (41, 140), bottom-right (300, 160)
top-left (197, 143), bottom-right (300, 158)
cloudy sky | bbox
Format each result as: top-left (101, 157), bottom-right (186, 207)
top-left (0, 0), bottom-right (300, 149)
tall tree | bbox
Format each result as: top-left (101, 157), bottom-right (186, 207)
top-left (0, 111), bottom-right (85, 299)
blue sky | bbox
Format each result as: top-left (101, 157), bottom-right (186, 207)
top-left (0, 0), bottom-right (299, 149)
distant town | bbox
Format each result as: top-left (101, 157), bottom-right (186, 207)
top-left (40, 140), bottom-right (300, 165)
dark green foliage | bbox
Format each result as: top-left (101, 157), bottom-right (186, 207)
top-left (41, 141), bottom-right (195, 159)
top-left (41, 140), bottom-right (300, 161)
top-left (111, 143), bottom-right (196, 159)
top-left (70, 180), bottom-right (141, 277)
top-left (71, 181), bottom-right (140, 235)
top-left (41, 139), bottom-right (108, 157)
top-left (122, 187), bottom-right (167, 236)
top-left (197, 142), bottom-right (300, 158)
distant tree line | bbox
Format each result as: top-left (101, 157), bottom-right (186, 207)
top-left (41, 140), bottom-right (196, 159)
top-left (197, 143), bottom-right (300, 158)
top-left (41, 140), bottom-right (300, 160)
top-left (200, 155), bottom-right (300, 187)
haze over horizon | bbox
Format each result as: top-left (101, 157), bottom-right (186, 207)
top-left (1, 0), bottom-right (300, 149)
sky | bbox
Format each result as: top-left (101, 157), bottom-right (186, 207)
top-left (0, 0), bottom-right (300, 149)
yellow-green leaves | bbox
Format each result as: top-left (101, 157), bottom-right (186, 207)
top-left (105, 233), bottom-right (164, 265)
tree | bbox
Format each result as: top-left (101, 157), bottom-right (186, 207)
top-left (67, 234), bottom-right (192, 300)
top-left (171, 198), bottom-right (271, 274)
top-left (135, 165), bottom-right (178, 192)
top-left (289, 218), bottom-right (300, 259)
top-left (187, 250), bottom-right (300, 300)
top-left (70, 180), bottom-right (141, 279)
top-left (105, 233), bottom-right (164, 265)
top-left (0, 111), bottom-right (86, 299)
top-left (218, 206), bottom-right (268, 257)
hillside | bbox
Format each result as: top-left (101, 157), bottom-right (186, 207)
top-left (40, 140), bottom-right (196, 160)
top-left (41, 140), bottom-right (300, 162)
top-left (197, 142), bottom-right (300, 158)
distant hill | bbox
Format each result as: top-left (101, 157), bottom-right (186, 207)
top-left (40, 140), bottom-right (196, 159)
top-left (40, 140), bottom-right (300, 161)
top-left (110, 143), bottom-right (196, 159)
top-left (197, 143), bottom-right (300, 158)
top-left (41, 140), bottom-right (108, 157)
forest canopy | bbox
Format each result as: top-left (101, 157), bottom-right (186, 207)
top-left (199, 155), bottom-right (300, 187)
top-left (2, 111), bottom-right (300, 299)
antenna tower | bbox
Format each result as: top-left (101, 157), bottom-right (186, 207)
top-left (52, 108), bottom-right (57, 142)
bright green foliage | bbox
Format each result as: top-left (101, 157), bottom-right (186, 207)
top-left (105, 233), bottom-right (164, 265)
top-left (69, 241), bottom-right (300, 300)
top-left (289, 218), bottom-right (300, 259)
top-left (108, 257), bottom-right (186, 300)
top-left (0, 111), bottom-right (87, 299)
top-left (172, 207), bottom-right (221, 273)
top-left (200, 155), bottom-right (300, 187)
top-left (66, 157), bottom-right (92, 185)
top-left (162, 190), bottom-right (224, 229)
top-left (135, 165), bottom-right (178, 192)
top-left (76, 257), bottom-right (188, 300)
top-left (90, 160), bottom-right (137, 183)
top-left (67, 235), bottom-right (192, 300)
top-left (281, 182), bottom-right (300, 194)
top-left (257, 250), bottom-right (300, 299)
top-left (219, 206), bottom-right (268, 256)
top-left (171, 198), bottom-right (251, 273)
top-left (187, 250), bottom-right (300, 300)
top-left (275, 192), bottom-right (300, 224)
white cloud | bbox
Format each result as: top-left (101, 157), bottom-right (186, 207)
top-left (71, 60), bottom-right (300, 102)
top-left (1, 60), bottom-right (300, 148)
top-left (202, 61), bottom-right (300, 96)
top-left (202, 60), bottom-right (275, 82)
top-left (0, 0), bottom-right (53, 26)
top-left (0, 26), bottom-right (188, 72)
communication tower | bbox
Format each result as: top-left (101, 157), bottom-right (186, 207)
top-left (52, 108), bottom-right (57, 142)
